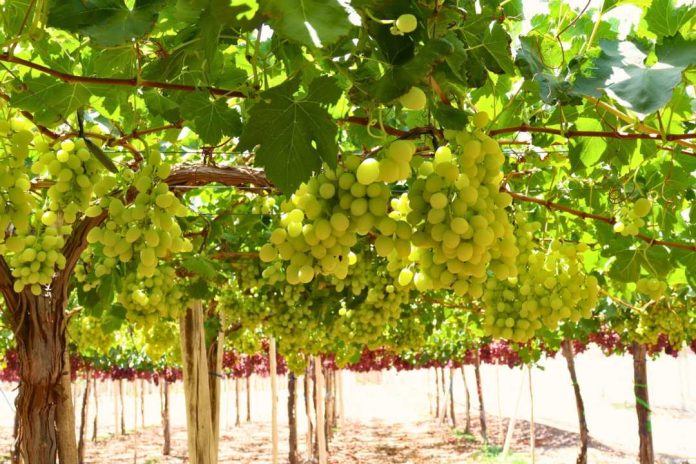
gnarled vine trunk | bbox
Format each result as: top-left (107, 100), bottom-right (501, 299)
top-left (11, 291), bottom-right (76, 464)
top-left (561, 340), bottom-right (588, 464)
top-left (632, 343), bottom-right (654, 464)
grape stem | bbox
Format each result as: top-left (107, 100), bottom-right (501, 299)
top-left (502, 188), bottom-right (696, 253)
top-left (0, 53), bottom-right (247, 98)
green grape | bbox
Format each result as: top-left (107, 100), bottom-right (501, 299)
top-left (399, 87), bottom-right (426, 111)
top-left (395, 14), bottom-right (417, 33)
top-left (632, 198), bottom-right (652, 218)
top-left (356, 158), bottom-right (380, 185)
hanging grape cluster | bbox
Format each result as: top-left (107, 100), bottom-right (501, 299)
top-left (482, 212), bottom-right (599, 342)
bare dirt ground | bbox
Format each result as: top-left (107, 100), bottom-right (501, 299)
top-left (1, 347), bottom-right (695, 463)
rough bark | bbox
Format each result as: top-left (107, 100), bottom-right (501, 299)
top-left (77, 375), bottom-right (91, 463)
top-left (205, 311), bottom-right (224, 458)
top-left (632, 343), bottom-right (654, 464)
top-left (56, 345), bottom-right (78, 464)
top-left (474, 351), bottom-right (487, 443)
top-left (288, 373), bottom-right (299, 464)
top-left (91, 380), bottom-right (98, 442)
top-left (11, 408), bottom-right (20, 464)
top-left (162, 380), bottom-right (171, 456)
top-left (179, 301), bottom-right (216, 464)
top-left (460, 366), bottom-right (471, 433)
top-left (10, 293), bottom-right (64, 464)
top-left (561, 340), bottom-right (588, 464)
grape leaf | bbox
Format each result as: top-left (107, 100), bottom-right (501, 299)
top-left (237, 79), bottom-right (338, 192)
top-left (47, 0), bottom-right (164, 47)
top-left (644, 0), bottom-right (696, 37)
top-left (569, 118), bottom-right (607, 168)
top-left (180, 93), bottom-right (242, 145)
top-left (574, 40), bottom-right (684, 116)
top-left (655, 34), bottom-right (696, 68)
top-left (260, 0), bottom-right (352, 48)
top-left (181, 257), bottom-right (218, 279)
top-left (608, 249), bottom-right (644, 282)
top-left (11, 76), bottom-right (92, 126)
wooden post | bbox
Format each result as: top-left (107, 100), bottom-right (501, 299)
top-left (140, 379), bottom-right (145, 428)
top-left (162, 380), bottom-right (171, 456)
top-left (113, 380), bottom-right (119, 436)
top-left (304, 370), bottom-right (314, 461)
top-left (246, 376), bottom-right (251, 422)
top-left (235, 377), bottom-right (241, 427)
top-left (133, 380), bottom-right (138, 432)
top-left (632, 342), bottom-right (654, 464)
top-left (337, 369), bottom-right (344, 428)
top-left (77, 374), bottom-right (92, 463)
top-left (92, 379), bottom-right (99, 442)
top-left (529, 366), bottom-right (536, 464)
top-left (180, 301), bottom-right (216, 464)
top-left (270, 338), bottom-right (279, 464)
top-left (449, 367), bottom-right (456, 428)
top-left (434, 367), bottom-right (440, 418)
top-left (474, 351), bottom-right (487, 443)
top-left (288, 373), bottom-right (299, 464)
top-left (314, 356), bottom-right (327, 464)
top-left (119, 379), bottom-right (126, 435)
top-left (501, 370), bottom-right (525, 457)
top-left (561, 340), bottom-right (589, 464)
top-left (56, 347), bottom-right (78, 464)
top-left (460, 366), bottom-right (471, 433)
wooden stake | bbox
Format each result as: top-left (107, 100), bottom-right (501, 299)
top-left (235, 377), bottom-right (241, 427)
top-left (269, 338), bottom-right (279, 464)
top-left (162, 380), bottom-right (171, 456)
top-left (92, 379), bottom-right (99, 442)
top-left (502, 370), bottom-right (525, 457)
top-left (304, 369), bottom-right (314, 461)
top-left (314, 357), bottom-right (327, 464)
top-left (180, 301), bottom-right (216, 464)
top-left (529, 366), bottom-right (535, 464)
top-left (337, 369), bottom-right (344, 428)
top-left (246, 376), bottom-right (251, 422)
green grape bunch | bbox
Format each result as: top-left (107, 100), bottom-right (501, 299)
top-left (0, 115), bottom-right (109, 295)
top-left (482, 213), bottom-right (599, 342)
top-left (85, 153), bottom-right (193, 279)
top-left (388, 116), bottom-right (518, 298)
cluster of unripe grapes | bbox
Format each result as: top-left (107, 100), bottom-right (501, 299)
top-left (0, 115), bottom-right (107, 294)
top-left (67, 315), bottom-right (116, 356)
top-left (389, 125), bottom-right (517, 297)
top-left (260, 112), bottom-right (514, 302)
top-left (259, 153), bottom-right (395, 284)
top-left (85, 153), bottom-right (192, 278)
top-left (613, 197), bottom-right (651, 236)
top-left (614, 299), bottom-right (691, 348)
top-left (635, 276), bottom-right (668, 301)
top-left (482, 213), bottom-right (599, 342)
top-left (116, 265), bottom-right (188, 325)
